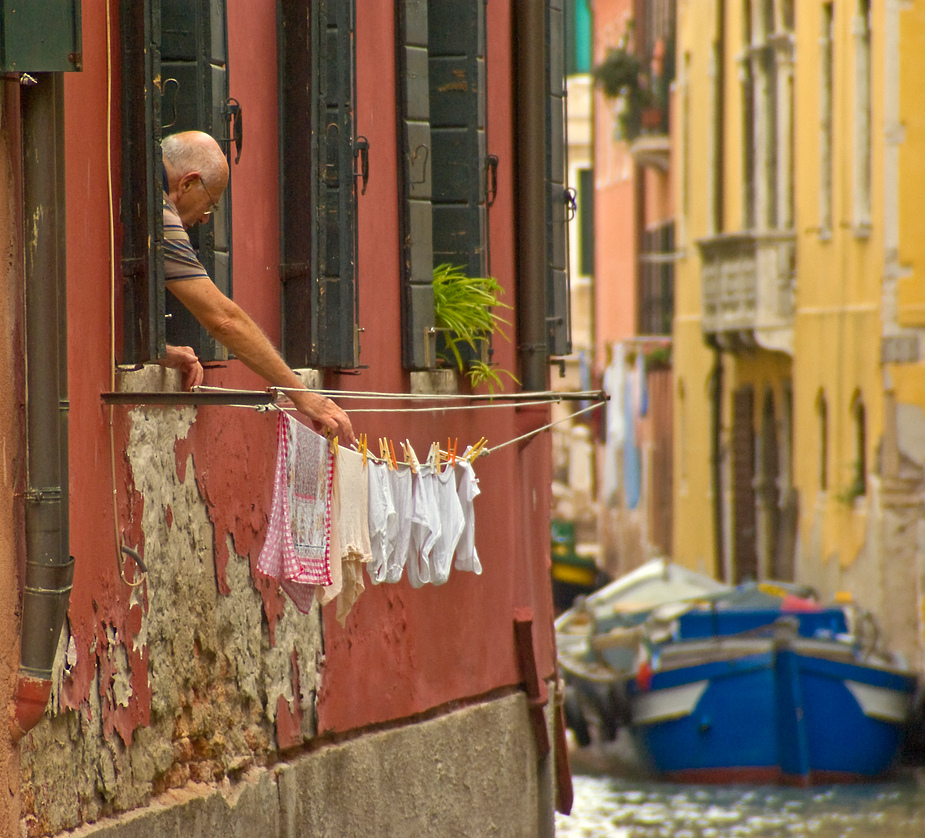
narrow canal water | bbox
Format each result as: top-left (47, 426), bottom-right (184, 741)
top-left (556, 762), bottom-right (925, 837)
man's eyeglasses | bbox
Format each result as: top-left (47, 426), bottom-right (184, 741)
top-left (199, 176), bottom-right (220, 216)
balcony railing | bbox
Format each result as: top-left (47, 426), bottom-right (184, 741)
top-left (697, 231), bottom-right (795, 354)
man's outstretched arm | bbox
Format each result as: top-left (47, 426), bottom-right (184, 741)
top-left (167, 277), bottom-right (355, 444)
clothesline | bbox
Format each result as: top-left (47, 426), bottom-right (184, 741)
top-left (218, 386), bottom-right (608, 458)
top-left (313, 399), bottom-right (557, 414)
top-left (101, 384), bottom-right (607, 462)
top-left (484, 400), bottom-right (604, 454)
top-left (196, 384), bottom-right (607, 403)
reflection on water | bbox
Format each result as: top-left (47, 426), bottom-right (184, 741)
top-left (556, 771), bottom-right (925, 837)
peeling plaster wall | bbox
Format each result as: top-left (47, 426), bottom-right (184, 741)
top-left (19, 395), bottom-right (324, 837)
top-left (798, 478), bottom-right (923, 671)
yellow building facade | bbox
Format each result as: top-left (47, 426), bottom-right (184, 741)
top-left (674, 0), bottom-right (925, 665)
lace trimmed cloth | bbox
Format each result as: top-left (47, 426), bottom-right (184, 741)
top-left (257, 412), bottom-right (334, 612)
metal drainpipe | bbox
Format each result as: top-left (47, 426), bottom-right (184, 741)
top-left (11, 72), bottom-right (73, 743)
top-left (513, 0), bottom-right (549, 393)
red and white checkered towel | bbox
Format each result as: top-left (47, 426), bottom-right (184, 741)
top-left (257, 412), bottom-right (334, 612)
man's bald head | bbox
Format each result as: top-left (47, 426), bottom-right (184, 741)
top-left (162, 131), bottom-right (229, 192)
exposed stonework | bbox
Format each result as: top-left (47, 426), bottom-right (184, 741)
top-left (19, 404), bottom-right (323, 837)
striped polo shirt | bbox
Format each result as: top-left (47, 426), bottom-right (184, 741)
top-left (163, 192), bottom-right (210, 283)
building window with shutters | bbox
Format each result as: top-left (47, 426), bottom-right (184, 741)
top-left (852, 0), bottom-right (872, 232)
top-left (120, 0), bottom-right (236, 364)
top-left (638, 222), bottom-right (674, 336)
top-left (817, 389), bottom-right (828, 491)
top-left (849, 391), bottom-right (867, 500)
top-left (819, 3), bottom-right (834, 237)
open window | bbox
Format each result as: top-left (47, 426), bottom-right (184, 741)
top-left (120, 0), bottom-right (236, 364)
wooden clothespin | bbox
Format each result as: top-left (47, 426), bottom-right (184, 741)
top-left (330, 435), bottom-right (339, 457)
top-left (358, 433), bottom-right (368, 467)
top-left (405, 439), bottom-right (420, 474)
top-left (379, 437), bottom-right (391, 468)
top-left (467, 437), bottom-right (487, 462)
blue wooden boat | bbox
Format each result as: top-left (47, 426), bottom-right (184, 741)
top-left (626, 606), bottom-right (918, 785)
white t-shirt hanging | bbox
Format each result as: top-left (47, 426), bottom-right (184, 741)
top-left (366, 460), bottom-right (396, 585)
top-left (454, 458), bottom-right (482, 574)
top-left (430, 464), bottom-right (465, 585)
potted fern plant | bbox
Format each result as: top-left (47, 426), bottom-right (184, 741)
top-left (432, 263), bottom-right (518, 392)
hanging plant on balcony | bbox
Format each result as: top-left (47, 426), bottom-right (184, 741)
top-left (432, 263), bottom-right (519, 393)
top-left (593, 46), bottom-right (654, 141)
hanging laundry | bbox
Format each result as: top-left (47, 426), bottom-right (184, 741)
top-left (453, 457), bottom-right (482, 575)
top-left (318, 446), bottom-right (373, 625)
top-left (407, 464), bottom-right (439, 588)
top-left (385, 464), bottom-right (414, 583)
top-left (429, 464), bottom-right (465, 585)
top-left (623, 364), bottom-right (642, 510)
top-left (257, 413), bottom-right (334, 613)
top-left (602, 342), bottom-right (627, 504)
top-left (366, 459), bottom-right (396, 585)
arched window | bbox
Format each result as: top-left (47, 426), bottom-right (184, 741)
top-left (678, 378), bottom-right (687, 487)
top-left (816, 389), bottom-right (828, 490)
top-left (850, 391), bottom-right (867, 498)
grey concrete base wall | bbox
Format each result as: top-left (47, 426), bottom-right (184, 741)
top-left (50, 692), bottom-right (549, 838)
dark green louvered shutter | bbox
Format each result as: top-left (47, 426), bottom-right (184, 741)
top-left (428, 0), bottom-right (486, 279)
top-left (121, 0), bottom-right (164, 364)
top-left (0, 0), bottom-right (82, 72)
top-left (160, 0), bottom-right (232, 360)
top-left (279, 0), bottom-right (360, 370)
top-left (312, 0), bottom-right (360, 368)
top-left (546, 0), bottom-right (570, 356)
top-left (278, 0), bottom-right (313, 366)
top-left (397, 0), bottom-right (435, 369)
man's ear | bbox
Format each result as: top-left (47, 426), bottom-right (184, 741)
top-left (179, 171), bottom-right (201, 193)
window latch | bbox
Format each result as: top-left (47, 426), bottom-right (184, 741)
top-left (221, 98), bottom-right (243, 164)
top-left (354, 135), bottom-right (369, 195)
top-left (565, 187), bottom-right (578, 221)
top-left (486, 154), bottom-right (499, 207)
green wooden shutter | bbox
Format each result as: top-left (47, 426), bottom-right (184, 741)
top-left (546, 0), bottom-right (571, 356)
top-left (577, 167), bottom-right (594, 277)
top-left (161, 0), bottom-right (231, 360)
top-left (0, 0), bottom-right (82, 72)
top-left (428, 0), bottom-right (486, 279)
top-left (279, 0), bottom-right (360, 370)
top-left (278, 0), bottom-right (313, 367)
top-left (312, 0), bottom-right (360, 369)
top-left (398, 0), bottom-right (435, 369)
top-left (120, 0), bottom-right (164, 364)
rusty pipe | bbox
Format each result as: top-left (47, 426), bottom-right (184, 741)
top-left (12, 72), bottom-right (71, 743)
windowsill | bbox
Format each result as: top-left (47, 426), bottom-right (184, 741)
top-left (852, 222), bottom-right (872, 240)
top-left (116, 363), bottom-right (185, 394)
top-left (292, 368), bottom-right (324, 390)
top-left (410, 369), bottom-right (459, 396)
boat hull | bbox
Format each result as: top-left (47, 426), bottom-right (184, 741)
top-left (628, 636), bottom-right (917, 785)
